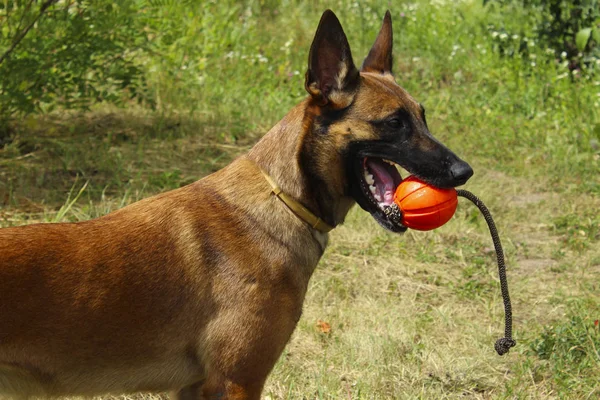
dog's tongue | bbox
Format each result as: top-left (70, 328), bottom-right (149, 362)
top-left (366, 158), bottom-right (396, 205)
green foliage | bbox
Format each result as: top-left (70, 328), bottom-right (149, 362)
top-left (0, 1), bottom-right (152, 121)
top-left (136, 0), bottom-right (252, 114)
top-left (485, 0), bottom-right (600, 75)
top-left (535, 0), bottom-right (600, 60)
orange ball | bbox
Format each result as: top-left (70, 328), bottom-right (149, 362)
top-left (393, 176), bottom-right (458, 231)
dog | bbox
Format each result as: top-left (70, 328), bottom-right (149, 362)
top-left (0, 10), bottom-right (472, 400)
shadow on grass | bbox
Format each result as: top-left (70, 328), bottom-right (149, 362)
top-left (0, 109), bottom-right (256, 212)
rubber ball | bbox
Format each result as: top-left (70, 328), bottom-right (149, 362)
top-left (393, 176), bottom-right (458, 231)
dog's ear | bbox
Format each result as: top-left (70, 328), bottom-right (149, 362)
top-left (305, 10), bottom-right (359, 108)
top-left (361, 11), bottom-right (393, 75)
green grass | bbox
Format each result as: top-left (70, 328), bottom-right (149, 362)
top-left (1, 0), bottom-right (599, 398)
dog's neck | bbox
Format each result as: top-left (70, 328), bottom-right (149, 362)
top-left (248, 99), bottom-right (354, 229)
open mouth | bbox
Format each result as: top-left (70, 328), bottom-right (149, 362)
top-left (361, 158), bottom-right (402, 209)
top-left (353, 156), bottom-right (407, 232)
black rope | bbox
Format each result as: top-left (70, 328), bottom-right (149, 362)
top-left (456, 189), bottom-right (516, 356)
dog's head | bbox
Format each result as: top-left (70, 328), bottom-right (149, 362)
top-left (301, 10), bottom-right (473, 232)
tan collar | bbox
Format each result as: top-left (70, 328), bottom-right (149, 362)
top-left (258, 168), bottom-right (334, 233)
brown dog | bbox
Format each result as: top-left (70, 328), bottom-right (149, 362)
top-left (0, 10), bottom-right (472, 400)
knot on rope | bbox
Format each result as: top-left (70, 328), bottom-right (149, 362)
top-left (495, 337), bottom-right (516, 356)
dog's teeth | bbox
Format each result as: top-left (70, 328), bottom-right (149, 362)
top-left (369, 185), bottom-right (376, 194)
top-left (374, 194), bottom-right (382, 202)
top-left (365, 173), bottom-right (375, 185)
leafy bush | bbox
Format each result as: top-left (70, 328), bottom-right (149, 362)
top-left (0, 0), bottom-right (258, 133)
top-left (485, 0), bottom-right (600, 75)
top-left (0, 0), bottom-right (151, 123)
top-left (537, 1), bottom-right (599, 57)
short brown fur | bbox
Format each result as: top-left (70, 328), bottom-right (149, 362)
top-left (0, 10), bottom-right (471, 400)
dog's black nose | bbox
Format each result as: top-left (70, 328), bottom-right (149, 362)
top-left (450, 161), bottom-right (473, 185)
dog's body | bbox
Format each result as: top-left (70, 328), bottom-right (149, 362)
top-left (0, 10), bottom-right (472, 400)
top-left (0, 153), bottom-right (321, 398)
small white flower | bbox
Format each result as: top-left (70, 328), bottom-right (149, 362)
top-left (531, 61), bottom-right (536, 67)
top-left (529, 54), bottom-right (537, 59)
top-left (412, 57), bottom-right (421, 62)
top-left (499, 33), bottom-right (508, 40)
top-left (512, 34), bottom-right (519, 40)
top-left (492, 31), bottom-right (499, 38)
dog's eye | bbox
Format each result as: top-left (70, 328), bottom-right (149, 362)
top-left (387, 118), bottom-right (403, 129)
